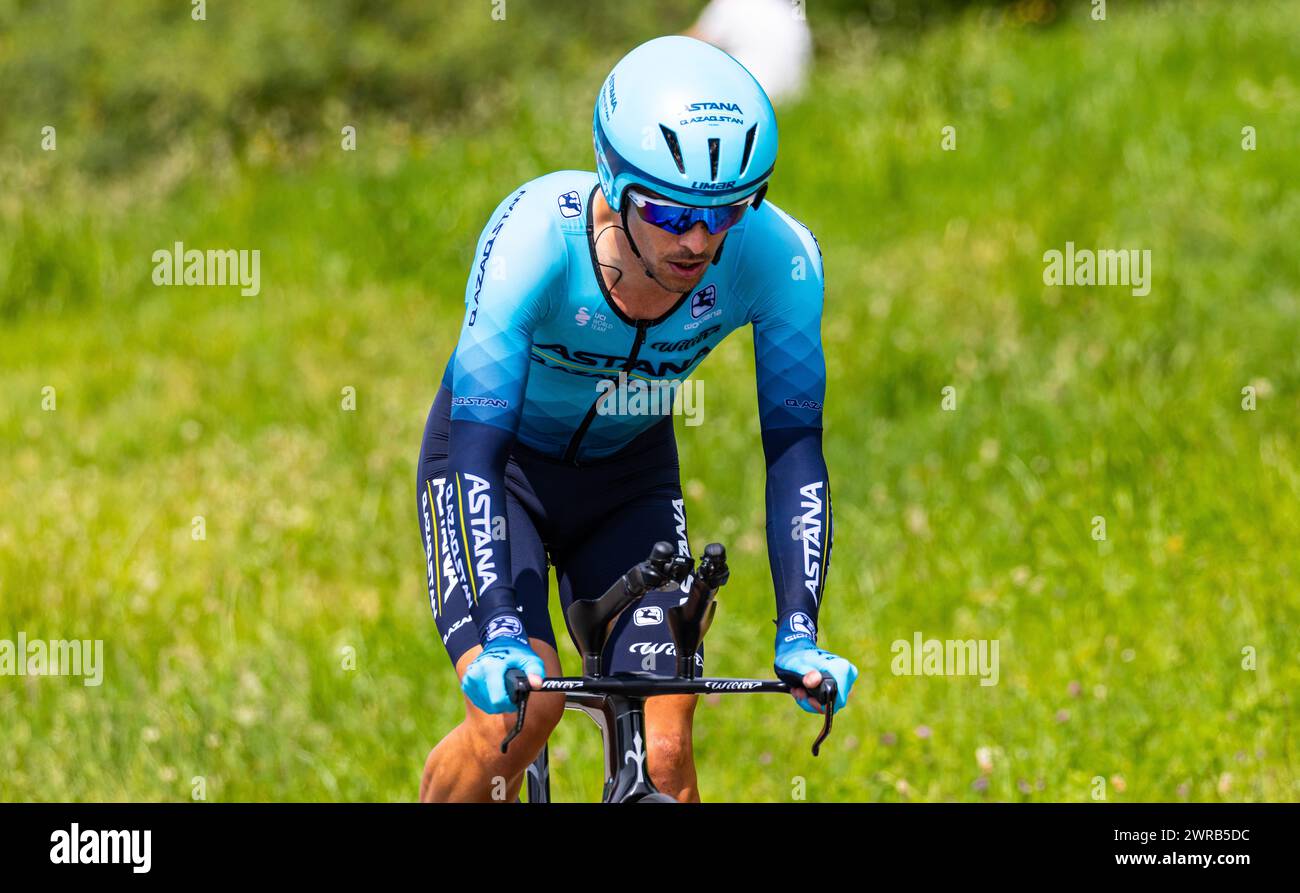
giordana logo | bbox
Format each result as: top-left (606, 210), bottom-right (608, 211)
top-left (50, 824), bottom-right (151, 874)
top-left (690, 285), bottom-right (717, 318)
top-left (575, 306), bottom-right (591, 326)
top-left (789, 612), bottom-right (816, 639)
top-left (484, 615), bottom-right (523, 642)
top-left (683, 307), bottom-right (721, 330)
top-left (633, 606), bottom-right (663, 626)
top-left (558, 190), bottom-right (582, 218)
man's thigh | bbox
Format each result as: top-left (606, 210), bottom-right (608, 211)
top-left (554, 490), bottom-right (704, 677)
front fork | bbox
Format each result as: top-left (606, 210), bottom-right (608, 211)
top-left (565, 692), bottom-right (660, 802)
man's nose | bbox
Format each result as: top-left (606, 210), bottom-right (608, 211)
top-left (679, 221), bottom-right (711, 253)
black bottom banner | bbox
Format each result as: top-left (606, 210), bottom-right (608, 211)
top-left (0, 802), bottom-right (1289, 879)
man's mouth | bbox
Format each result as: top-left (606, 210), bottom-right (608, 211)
top-left (667, 258), bottom-right (706, 276)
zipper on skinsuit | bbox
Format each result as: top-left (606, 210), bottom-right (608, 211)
top-left (562, 320), bottom-right (650, 466)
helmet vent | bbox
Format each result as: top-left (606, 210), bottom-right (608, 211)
top-left (659, 125), bottom-right (686, 175)
top-left (740, 125), bottom-right (757, 174)
top-left (708, 138), bottom-right (720, 181)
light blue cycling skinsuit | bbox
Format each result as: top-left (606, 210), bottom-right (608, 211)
top-left (421, 169), bottom-right (833, 665)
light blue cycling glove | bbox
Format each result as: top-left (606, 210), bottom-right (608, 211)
top-left (461, 614), bottom-right (544, 714)
top-left (773, 612), bottom-right (858, 714)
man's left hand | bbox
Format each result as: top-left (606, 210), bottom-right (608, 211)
top-left (774, 637), bottom-right (858, 714)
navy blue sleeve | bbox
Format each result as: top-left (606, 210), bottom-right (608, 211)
top-left (444, 419), bottom-right (525, 643)
top-left (761, 426), bottom-right (833, 639)
top-left (747, 205), bottom-right (833, 643)
top-left (443, 184), bottom-right (564, 646)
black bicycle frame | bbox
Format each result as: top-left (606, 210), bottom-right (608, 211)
top-left (503, 541), bottom-right (838, 803)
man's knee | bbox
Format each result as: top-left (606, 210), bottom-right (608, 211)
top-left (464, 691), bottom-right (564, 761)
top-left (647, 727), bottom-right (693, 774)
top-left (453, 638), bottom-right (565, 757)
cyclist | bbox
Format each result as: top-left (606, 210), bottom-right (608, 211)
top-left (416, 35), bottom-right (858, 803)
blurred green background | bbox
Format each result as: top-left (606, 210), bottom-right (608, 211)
top-left (1, 0), bottom-right (1298, 802)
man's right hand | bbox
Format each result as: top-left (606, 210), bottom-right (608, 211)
top-left (461, 637), bottom-right (545, 714)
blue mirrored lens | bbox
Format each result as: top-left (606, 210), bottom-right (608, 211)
top-left (635, 201), bottom-right (746, 235)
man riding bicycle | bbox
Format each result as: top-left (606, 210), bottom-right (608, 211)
top-left (416, 36), bottom-right (858, 802)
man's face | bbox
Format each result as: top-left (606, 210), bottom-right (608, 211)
top-left (626, 199), bottom-right (732, 290)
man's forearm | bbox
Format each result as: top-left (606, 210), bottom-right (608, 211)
top-left (445, 419), bottom-right (523, 639)
top-left (761, 425), bottom-right (833, 638)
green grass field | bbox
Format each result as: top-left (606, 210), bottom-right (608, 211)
top-left (2, 0), bottom-right (1298, 801)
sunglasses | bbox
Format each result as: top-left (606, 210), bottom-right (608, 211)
top-left (627, 191), bottom-right (752, 236)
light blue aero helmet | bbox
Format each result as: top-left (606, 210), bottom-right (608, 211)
top-left (593, 35), bottom-right (778, 213)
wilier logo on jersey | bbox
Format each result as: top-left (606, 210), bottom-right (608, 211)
top-left (797, 482), bottom-right (827, 604)
top-left (557, 190), bottom-right (582, 218)
top-left (690, 284), bottom-right (717, 319)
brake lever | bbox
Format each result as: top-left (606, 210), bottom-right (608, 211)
top-left (811, 677), bottom-right (838, 757)
top-left (499, 668), bottom-right (532, 754)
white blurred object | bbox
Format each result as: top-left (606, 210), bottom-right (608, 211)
top-left (690, 0), bottom-right (813, 104)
